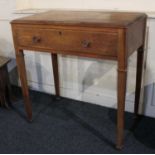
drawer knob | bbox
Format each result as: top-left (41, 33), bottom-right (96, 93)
top-left (59, 31), bottom-right (62, 35)
top-left (32, 36), bottom-right (41, 43)
top-left (81, 40), bottom-right (91, 48)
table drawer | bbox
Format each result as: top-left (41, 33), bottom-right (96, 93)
top-left (16, 28), bottom-right (118, 57)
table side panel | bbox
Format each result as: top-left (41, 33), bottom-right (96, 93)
top-left (126, 16), bottom-right (147, 56)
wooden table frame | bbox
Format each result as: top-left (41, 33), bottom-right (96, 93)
top-left (11, 11), bottom-right (147, 149)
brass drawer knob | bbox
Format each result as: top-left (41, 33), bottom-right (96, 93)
top-left (81, 40), bottom-right (91, 48)
top-left (32, 36), bottom-right (41, 43)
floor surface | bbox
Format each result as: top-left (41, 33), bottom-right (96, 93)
top-left (0, 87), bottom-right (155, 153)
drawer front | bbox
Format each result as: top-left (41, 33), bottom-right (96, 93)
top-left (16, 28), bottom-right (118, 57)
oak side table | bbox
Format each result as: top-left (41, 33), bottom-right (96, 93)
top-left (11, 10), bottom-right (147, 149)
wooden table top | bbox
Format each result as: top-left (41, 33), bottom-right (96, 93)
top-left (11, 10), bottom-right (146, 28)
